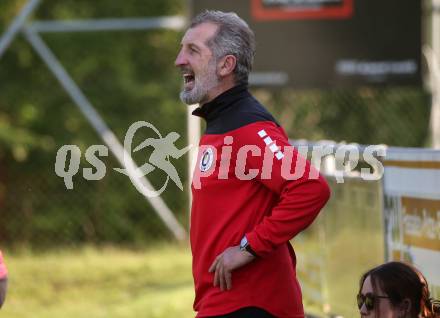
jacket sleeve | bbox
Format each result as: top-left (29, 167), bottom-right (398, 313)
top-left (0, 251), bottom-right (7, 280)
top-left (0, 251), bottom-right (7, 308)
top-left (241, 122), bottom-right (331, 258)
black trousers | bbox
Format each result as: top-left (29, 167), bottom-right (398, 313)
top-left (207, 307), bottom-right (275, 318)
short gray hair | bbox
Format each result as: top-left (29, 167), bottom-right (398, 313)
top-left (190, 10), bottom-right (256, 85)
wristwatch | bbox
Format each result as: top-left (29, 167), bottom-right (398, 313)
top-left (239, 236), bottom-right (258, 257)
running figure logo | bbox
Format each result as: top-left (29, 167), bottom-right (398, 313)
top-left (115, 121), bottom-right (192, 195)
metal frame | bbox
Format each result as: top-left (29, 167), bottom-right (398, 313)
top-left (429, 0), bottom-right (440, 148)
top-left (0, 0), bottom-right (189, 241)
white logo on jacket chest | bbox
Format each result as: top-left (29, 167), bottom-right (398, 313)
top-left (199, 147), bottom-right (214, 172)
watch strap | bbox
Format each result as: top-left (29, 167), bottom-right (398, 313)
top-left (245, 243), bottom-right (258, 258)
top-left (240, 236), bottom-right (258, 257)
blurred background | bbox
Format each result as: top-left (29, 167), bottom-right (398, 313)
top-left (0, 0), bottom-right (438, 317)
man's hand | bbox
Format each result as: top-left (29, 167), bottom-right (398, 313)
top-left (208, 245), bottom-right (255, 291)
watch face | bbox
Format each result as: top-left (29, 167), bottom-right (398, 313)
top-left (240, 236), bottom-right (248, 248)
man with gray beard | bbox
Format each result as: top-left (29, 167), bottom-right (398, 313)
top-left (175, 10), bottom-right (330, 318)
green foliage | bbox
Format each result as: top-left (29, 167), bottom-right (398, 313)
top-left (254, 87), bottom-right (430, 147)
top-left (0, 0), bottom-right (187, 246)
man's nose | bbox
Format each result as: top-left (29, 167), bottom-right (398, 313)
top-left (175, 50), bottom-right (187, 67)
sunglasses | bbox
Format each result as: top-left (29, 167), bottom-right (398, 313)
top-left (357, 292), bottom-right (390, 311)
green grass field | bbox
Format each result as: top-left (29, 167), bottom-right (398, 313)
top-left (2, 244), bottom-right (195, 318)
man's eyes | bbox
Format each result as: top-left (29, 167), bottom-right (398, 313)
top-left (189, 46), bottom-right (199, 54)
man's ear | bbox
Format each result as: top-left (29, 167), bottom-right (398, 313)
top-left (218, 55), bottom-right (236, 77)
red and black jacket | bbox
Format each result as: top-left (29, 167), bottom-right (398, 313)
top-left (190, 84), bottom-right (330, 318)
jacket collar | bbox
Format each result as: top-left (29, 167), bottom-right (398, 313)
top-left (192, 84), bottom-right (249, 122)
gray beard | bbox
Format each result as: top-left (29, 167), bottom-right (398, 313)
top-left (179, 61), bottom-right (220, 105)
top-left (180, 80), bottom-right (208, 105)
